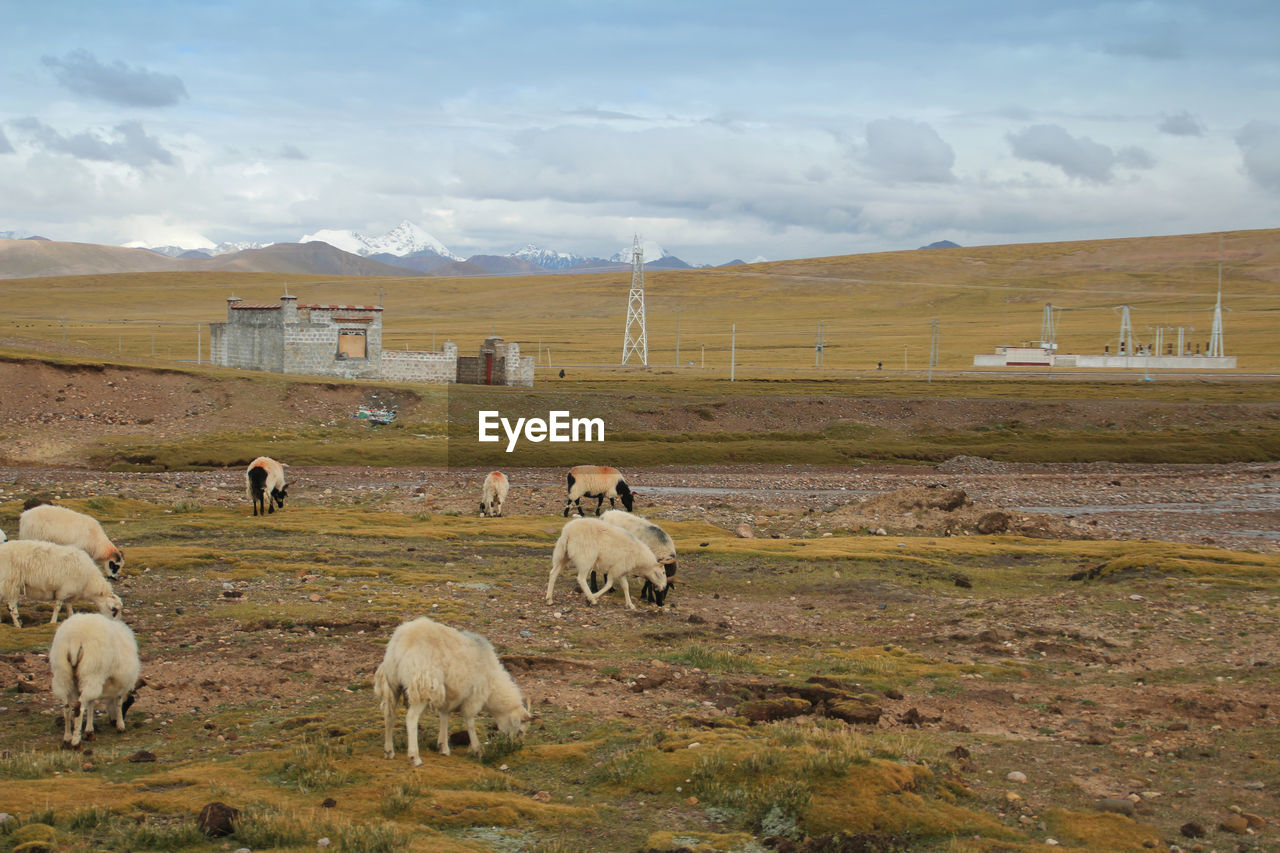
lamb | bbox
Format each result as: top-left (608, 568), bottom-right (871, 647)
top-left (18, 504), bottom-right (124, 579)
top-left (374, 616), bottom-right (530, 765)
top-left (598, 509), bottom-right (678, 606)
top-left (479, 471), bottom-right (509, 517)
top-left (246, 456), bottom-right (288, 517)
top-left (0, 540), bottom-right (123, 628)
top-left (545, 516), bottom-right (668, 611)
top-left (49, 612), bottom-right (143, 748)
top-left (562, 465), bottom-right (634, 517)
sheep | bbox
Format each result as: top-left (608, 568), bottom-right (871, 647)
top-left (0, 540), bottom-right (123, 628)
top-left (598, 509), bottom-right (678, 606)
top-left (562, 465), bottom-right (634, 517)
top-left (479, 471), bottom-right (509, 517)
top-left (374, 616), bottom-right (530, 765)
top-left (0, 527), bottom-right (5, 543)
top-left (545, 517), bottom-right (667, 611)
top-left (246, 456), bottom-right (288, 517)
top-left (49, 612), bottom-right (142, 748)
top-left (18, 504), bottom-right (124, 579)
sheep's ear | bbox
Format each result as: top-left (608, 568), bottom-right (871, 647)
top-left (134, 677), bottom-right (148, 690)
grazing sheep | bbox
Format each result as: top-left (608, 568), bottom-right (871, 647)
top-left (50, 612), bottom-right (142, 748)
top-left (546, 517), bottom-right (667, 611)
top-left (374, 616), bottom-right (530, 765)
top-left (562, 465), bottom-right (634, 517)
top-left (246, 456), bottom-right (288, 517)
top-left (599, 509), bottom-right (678, 606)
top-left (479, 471), bottom-right (509, 517)
top-left (18, 504), bottom-right (124, 579)
top-left (0, 540), bottom-right (123, 628)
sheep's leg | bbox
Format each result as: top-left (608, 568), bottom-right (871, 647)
top-left (619, 576), bottom-right (637, 610)
top-left (50, 598), bottom-right (66, 624)
top-left (61, 703), bottom-right (75, 745)
top-left (110, 696), bottom-right (126, 732)
top-left (405, 700), bottom-right (427, 766)
top-left (585, 571), bottom-right (614, 605)
top-left (545, 562), bottom-right (563, 605)
top-left (436, 710), bottom-right (453, 756)
top-left (7, 600), bottom-right (20, 629)
top-left (465, 715), bottom-right (482, 756)
top-left (382, 697), bottom-right (397, 759)
top-left (593, 495), bottom-right (605, 516)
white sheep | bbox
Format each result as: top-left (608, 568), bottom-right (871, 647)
top-left (246, 456), bottom-right (288, 517)
top-left (562, 465), bottom-right (634, 517)
top-left (374, 616), bottom-right (530, 765)
top-left (599, 509), bottom-right (678, 606)
top-left (545, 517), bottom-right (668, 611)
top-left (0, 527), bottom-right (6, 543)
top-left (479, 471), bottom-right (509, 517)
top-left (0, 540), bottom-right (123, 628)
top-left (50, 612), bottom-right (142, 748)
top-left (18, 504), bottom-right (124, 579)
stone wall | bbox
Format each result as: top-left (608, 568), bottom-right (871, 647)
top-left (381, 345), bottom-right (458, 383)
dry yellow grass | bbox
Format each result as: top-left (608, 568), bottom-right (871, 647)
top-left (2, 228), bottom-right (1277, 375)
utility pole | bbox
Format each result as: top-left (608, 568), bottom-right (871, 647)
top-left (730, 324), bottom-right (736, 382)
top-left (928, 318), bottom-right (939, 383)
top-left (674, 306), bottom-right (681, 366)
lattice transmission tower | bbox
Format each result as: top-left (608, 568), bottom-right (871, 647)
top-left (621, 234), bottom-right (648, 365)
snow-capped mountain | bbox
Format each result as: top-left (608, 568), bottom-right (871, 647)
top-left (301, 220), bottom-right (462, 261)
top-left (131, 240), bottom-right (271, 258)
top-left (609, 239), bottom-right (670, 264)
top-left (508, 243), bottom-right (593, 271)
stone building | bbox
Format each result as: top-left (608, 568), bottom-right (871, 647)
top-left (208, 295), bottom-right (533, 386)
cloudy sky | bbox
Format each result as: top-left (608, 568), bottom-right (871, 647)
top-left (1, 0), bottom-right (1278, 265)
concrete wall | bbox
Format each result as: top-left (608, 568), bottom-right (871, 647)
top-left (381, 346), bottom-right (458, 383)
top-left (974, 351), bottom-right (1238, 369)
top-left (213, 301), bottom-right (285, 372)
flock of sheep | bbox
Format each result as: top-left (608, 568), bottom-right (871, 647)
top-left (0, 460), bottom-right (680, 762)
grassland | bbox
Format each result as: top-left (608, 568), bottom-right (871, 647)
top-left (0, 492), bottom-right (1277, 852)
top-left (1, 227), bottom-right (1278, 375)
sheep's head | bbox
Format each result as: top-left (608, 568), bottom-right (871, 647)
top-left (619, 490), bottom-right (635, 512)
top-left (494, 701), bottom-right (532, 738)
top-left (97, 594), bottom-right (124, 620)
top-left (641, 561), bottom-right (668, 593)
top-left (106, 547), bottom-right (124, 579)
top-left (271, 486), bottom-right (288, 509)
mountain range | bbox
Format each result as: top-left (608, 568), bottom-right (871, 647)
top-left (0, 221), bottom-right (725, 279)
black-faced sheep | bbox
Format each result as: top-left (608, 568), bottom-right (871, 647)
top-left (246, 456), bottom-right (288, 517)
top-left (0, 540), bottom-right (123, 628)
top-left (480, 471), bottom-right (509, 517)
top-left (374, 616), bottom-right (530, 765)
top-left (19, 504), bottom-right (124, 579)
top-left (50, 612), bottom-right (143, 748)
top-left (598, 509), bottom-right (678, 606)
top-left (562, 465), bottom-right (634, 517)
top-left (546, 517), bottom-right (667, 611)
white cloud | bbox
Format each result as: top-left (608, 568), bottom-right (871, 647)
top-left (1236, 121), bottom-right (1280, 192)
top-left (41, 49), bottom-right (187, 108)
top-left (1158, 111), bottom-right (1204, 137)
top-left (1007, 124), bottom-right (1152, 184)
top-left (863, 118), bottom-right (956, 183)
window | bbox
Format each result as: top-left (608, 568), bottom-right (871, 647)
top-left (337, 330), bottom-right (367, 359)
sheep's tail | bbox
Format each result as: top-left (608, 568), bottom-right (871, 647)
top-left (373, 664), bottom-right (401, 713)
top-left (67, 643), bottom-right (85, 714)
